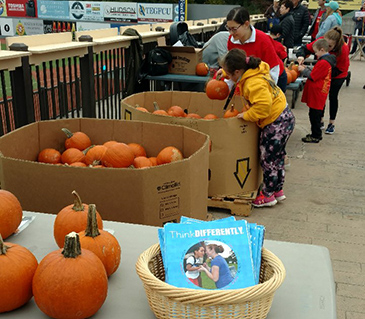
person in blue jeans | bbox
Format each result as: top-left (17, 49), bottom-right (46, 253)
top-left (199, 244), bottom-right (234, 289)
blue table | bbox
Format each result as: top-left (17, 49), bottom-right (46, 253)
top-left (145, 73), bottom-right (210, 91)
top-left (286, 78), bottom-right (305, 109)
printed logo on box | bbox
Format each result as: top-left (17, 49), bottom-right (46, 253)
top-left (159, 194), bottom-right (180, 219)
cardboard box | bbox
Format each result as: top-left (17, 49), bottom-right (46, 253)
top-left (159, 46), bottom-right (203, 75)
top-left (0, 119), bottom-right (210, 226)
top-left (121, 91), bottom-right (261, 197)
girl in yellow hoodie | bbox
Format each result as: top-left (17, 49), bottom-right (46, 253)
top-left (220, 48), bottom-right (295, 207)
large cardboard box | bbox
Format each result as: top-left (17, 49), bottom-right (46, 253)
top-left (160, 46), bottom-right (203, 75)
top-left (0, 119), bottom-right (210, 226)
top-left (121, 91), bottom-right (261, 198)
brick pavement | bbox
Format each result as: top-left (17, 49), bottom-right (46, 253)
top-left (210, 59), bottom-right (365, 319)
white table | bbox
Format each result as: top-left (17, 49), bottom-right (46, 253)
top-left (3, 212), bottom-right (336, 318)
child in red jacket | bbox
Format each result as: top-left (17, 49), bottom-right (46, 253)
top-left (299, 39), bottom-right (336, 143)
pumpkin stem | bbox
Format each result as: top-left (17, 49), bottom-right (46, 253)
top-left (153, 102), bottom-right (160, 111)
top-left (0, 234), bottom-right (9, 255)
top-left (71, 190), bottom-right (84, 211)
top-left (83, 145), bottom-right (95, 155)
top-left (135, 104), bottom-right (140, 108)
top-left (85, 204), bottom-right (100, 238)
top-left (61, 128), bottom-right (74, 138)
top-left (62, 232), bottom-right (82, 258)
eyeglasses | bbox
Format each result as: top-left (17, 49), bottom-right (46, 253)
top-left (225, 24), bottom-right (242, 32)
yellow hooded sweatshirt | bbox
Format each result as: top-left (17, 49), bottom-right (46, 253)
top-left (236, 62), bottom-right (287, 129)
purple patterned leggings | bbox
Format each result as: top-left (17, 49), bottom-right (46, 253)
top-left (259, 106), bottom-right (295, 197)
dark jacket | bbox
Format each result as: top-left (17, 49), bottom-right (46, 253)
top-left (264, 4), bottom-right (281, 19)
top-left (352, 8), bottom-right (365, 31)
top-left (279, 12), bottom-right (295, 49)
top-left (291, 4), bottom-right (310, 45)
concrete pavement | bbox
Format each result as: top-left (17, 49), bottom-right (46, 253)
top-left (210, 59), bottom-right (365, 319)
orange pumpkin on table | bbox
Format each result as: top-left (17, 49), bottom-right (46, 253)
top-left (0, 190), bottom-right (23, 240)
top-left (195, 62), bottom-right (209, 76)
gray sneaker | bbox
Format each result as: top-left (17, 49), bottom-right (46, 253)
top-left (325, 124), bottom-right (335, 134)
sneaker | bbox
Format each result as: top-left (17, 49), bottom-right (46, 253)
top-left (252, 192), bottom-right (277, 208)
top-left (325, 124), bottom-right (335, 134)
top-left (302, 135), bottom-right (320, 143)
top-left (320, 122), bottom-right (325, 130)
top-left (274, 190), bottom-right (286, 202)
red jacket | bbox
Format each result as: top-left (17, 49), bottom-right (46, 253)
top-left (272, 39), bottom-right (288, 61)
top-left (301, 54), bottom-right (336, 110)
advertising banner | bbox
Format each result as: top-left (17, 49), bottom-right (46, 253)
top-left (178, 0), bottom-right (186, 22)
top-left (76, 21), bottom-right (110, 31)
top-left (37, 0), bottom-right (69, 20)
top-left (6, 0), bottom-right (37, 18)
top-left (137, 3), bottom-right (173, 22)
top-left (0, 0), bottom-right (7, 16)
top-left (103, 2), bottom-right (137, 23)
top-left (0, 17), bottom-right (14, 35)
top-left (69, 1), bottom-right (103, 21)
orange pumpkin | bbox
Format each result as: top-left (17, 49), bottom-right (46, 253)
top-left (84, 145), bottom-right (107, 166)
top-left (290, 69), bottom-right (298, 82)
top-left (103, 140), bottom-right (118, 148)
top-left (32, 232), bottom-right (108, 319)
top-left (167, 105), bottom-right (186, 117)
top-left (153, 109), bottom-right (168, 116)
top-left (156, 146), bottom-right (184, 165)
top-left (203, 113), bottom-right (219, 120)
top-left (128, 143), bottom-right (147, 157)
top-left (61, 148), bottom-right (85, 165)
top-left (0, 190), bottom-right (23, 240)
top-left (285, 68), bottom-right (293, 84)
top-left (62, 128), bottom-right (91, 151)
top-left (186, 113), bottom-right (202, 119)
top-left (148, 157), bottom-right (158, 166)
top-left (53, 191), bottom-right (103, 248)
top-left (78, 204), bottom-right (121, 277)
top-left (102, 143), bottom-right (135, 168)
top-left (291, 64), bottom-right (299, 75)
top-left (38, 148), bottom-right (62, 164)
top-left (195, 62), bottom-right (209, 76)
top-left (135, 106), bottom-right (149, 112)
top-left (0, 235), bottom-right (38, 313)
top-left (223, 106), bottom-right (239, 118)
top-left (133, 156), bottom-right (152, 168)
top-left (206, 79), bottom-right (229, 100)
top-left (69, 162), bottom-right (87, 167)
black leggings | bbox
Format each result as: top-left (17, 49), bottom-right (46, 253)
top-left (322, 77), bottom-right (346, 121)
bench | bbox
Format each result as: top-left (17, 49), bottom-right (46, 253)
top-left (286, 78), bottom-right (305, 109)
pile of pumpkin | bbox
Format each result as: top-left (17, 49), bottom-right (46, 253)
top-left (285, 63), bottom-right (300, 84)
top-left (136, 102), bottom-right (241, 119)
top-left (37, 128), bottom-right (184, 169)
top-left (0, 189), bottom-right (120, 318)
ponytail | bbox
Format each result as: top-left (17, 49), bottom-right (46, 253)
top-left (221, 48), bottom-right (261, 74)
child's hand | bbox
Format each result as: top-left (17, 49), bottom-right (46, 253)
top-left (298, 65), bottom-right (305, 72)
top-left (237, 112), bottom-right (244, 119)
top-left (297, 57), bottom-right (305, 65)
top-left (215, 69), bottom-right (223, 80)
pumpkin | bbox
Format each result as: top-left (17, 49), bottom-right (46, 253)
top-left (167, 105), bottom-right (186, 117)
top-left (148, 157), bottom-right (158, 166)
top-left (128, 143), bottom-right (147, 157)
top-left (186, 113), bottom-right (202, 119)
top-left (290, 69), bottom-right (298, 82)
top-left (285, 68), bottom-right (293, 84)
top-left (32, 232), bottom-right (108, 319)
top-left (223, 105), bottom-right (239, 118)
top-left (78, 204), bottom-right (121, 277)
top-left (69, 162), bottom-right (87, 167)
top-left (84, 145), bottom-right (107, 166)
top-left (103, 140), bottom-right (118, 148)
top-left (290, 63), bottom-right (299, 76)
top-left (0, 234), bottom-right (38, 313)
top-left (38, 148), bottom-right (62, 164)
top-left (152, 109), bottom-right (169, 116)
top-left (0, 190), bottom-right (23, 240)
top-left (195, 62), bottom-right (209, 76)
top-left (203, 113), bottom-right (219, 120)
top-left (53, 191), bottom-right (103, 248)
top-left (156, 146), bottom-right (184, 165)
top-left (133, 156), bottom-right (152, 168)
top-left (61, 148), bottom-right (85, 165)
top-left (62, 128), bottom-right (91, 151)
top-left (206, 79), bottom-right (229, 100)
top-left (102, 142), bottom-right (135, 168)
top-left (135, 106), bottom-right (149, 112)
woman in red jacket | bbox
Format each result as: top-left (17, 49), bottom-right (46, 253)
top-left (296, 27), bottom-right (349, 134)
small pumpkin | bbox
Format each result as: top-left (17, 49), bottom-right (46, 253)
top-left (148, 157), bottom-right (158, 166)
top-left (206, 79), bottom-right (229, 100)
top-left (0, 234), bottom-right (38, 313)
top-left (69, 162), bottom-right (87, 167)
top-left (38, 148), bottom-right (62, 164)
top-left (223, 105), bottom-right (239, 118)
top-left (53, 191), bottom-right (103, 248)
top-left (167, 105), bottom-right (186, 117)
top-left (32, 232), bottom-right (108, 319)
top-left (128, 143), bottom-right (147, 158)
top-left (62, 128), bottom-right (91, 151)
top-left (84, 145), bottom-right (107, 166)
top-left (195, 62), bottom-right (209, 76)
top-left (135, 106), bottom-right (149, 112)
top-left (156, 146), bottom-right (184, 165)
top-left (290, 69), bottom-right (298, 82)
top-left (78, 204), bottom-right (121, 277)
top-left (103, 140), bottom-right (119, 148)
top-left (61, 148), bottom-right (85, 165)
top-left (186, 113), bottom-right (202, 119)
top-left (203, 113), bottom-right (219, 120)
top-left (133, 156), bottom-right (152, 168)
top-left (152, 109), bottom-right (169, 116)
top-left (0, 190), bottom-right (23, 240)
top-left (285, 67), bottom-right (293, 84)
top-left (102, 142), bottom-right (135, 168)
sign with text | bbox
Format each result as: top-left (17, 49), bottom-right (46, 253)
top-left (0, 0), bottom-right (7, 16)
top-left (0, 17), bottom-right (14, 35)
top-left (37, 0), bottom-right (69, 20)
top-left (69, 1), bottom-right (103, 21)
top-left (178, 0), bottom-right (186, 21)
top-left (6, 0), bottom-right (37, 18)
top-left (103, 1), bottom-right (137, 22)
top-left (137, 3), bottom-right (173, 22)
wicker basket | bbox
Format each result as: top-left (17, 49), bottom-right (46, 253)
top-left (135, 243), bottom-right (286, 319)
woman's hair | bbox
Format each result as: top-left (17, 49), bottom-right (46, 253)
top-left (207, 244), bottom-right (224, 254)
top-left (324, 26), bottom-right (344, 54)
top-left (226, 7), bottom-right (250, 24)
top-left (221, 48), bottom-right (261, 75)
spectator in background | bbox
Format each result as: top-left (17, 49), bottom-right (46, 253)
top-left (316, 1), bottom-right (342, 39)
top-left (301, 1), bottom-right (313, 24)
top-left (269, 24), bottom-right (288, 61)
top-left (279, 0), bottom-right (295, 49)
top-left (290, 0), bottom-right (310, 46)
top-left (350, 2), bottom-right (365, 54)
top-left (265, 0), bottom-right (281, 31)
top-left (308, 0), bottom-right (328, 41)
top-left (202, 31), bottom-right (229, 70)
